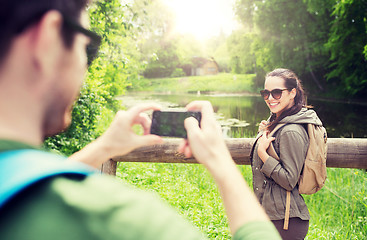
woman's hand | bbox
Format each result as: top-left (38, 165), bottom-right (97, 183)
top-left (257, 131), bottom-right (275, 163)
top-left (258, 120), bottom-right (268, 132)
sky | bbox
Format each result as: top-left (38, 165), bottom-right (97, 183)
top-left (162, 0), bottom-right (240, 40)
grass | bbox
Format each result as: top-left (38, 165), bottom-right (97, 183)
top-left (304, 168), bottom-right (367, 239)
top-left (117, 162), bottom-right (232, 239)
top-left (116, 162), bottom-right (366, 239)
top-left (129, 73), bottom-right (256, 93)
top-left (118, 119), bottom-right (239, 239)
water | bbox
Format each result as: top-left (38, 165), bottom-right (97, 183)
top-left (118, 93), bottom-right (367, 138)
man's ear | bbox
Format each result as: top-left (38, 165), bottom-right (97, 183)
top-left (31, 10), bottom-right (64, 78)
top-left (290, 88), bottom-right (297, 99)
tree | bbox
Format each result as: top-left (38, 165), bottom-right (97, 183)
top-left (131, 0), bottom-right (227, 78)
top-left (227, 30), bottom-right (256, 74)
top-left (232, 0), bottom-right (367, 98)
top-left (143, 40), bottom-right (181, 78)
top-left (325, 0), bottom-right (367, 97)
top-left (252, 0), bottom-right (331, 90)
top-left (131, 0), bottom-right (178, 77)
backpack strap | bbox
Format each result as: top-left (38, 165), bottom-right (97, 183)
top-left (250, 123), bottom-right (287, 164)
top-left (0, 149), bottom-right (97, 208)
top-left (284, 191), bottom-right (291, 230)
top-left (266, 123), bottom-right (291, 230)
top-left (249, 132), bottom-right (263, 165)
top-left (266, 123), bottom-right (286, 160)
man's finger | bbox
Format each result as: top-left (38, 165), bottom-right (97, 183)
top-left (136, 135), bottom-right (163, 148)
top-left (128, 104), bottom-right (161, 120)
top-left (184, 117), bottom-right (200, 133)
top-left (185, 101), bottom-right (214, 124)
top-left (133, 113), bottom-right (152, 135)
top-left (177, 140), bottom-right (186, 153)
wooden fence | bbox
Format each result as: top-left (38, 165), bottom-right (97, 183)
top-left (101, 138), bottom-right (367, 175)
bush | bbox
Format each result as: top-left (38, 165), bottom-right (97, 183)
top-left (170, 68), bottom-right (186, 78)
top-left (43, 85), bottom-right (106, 155)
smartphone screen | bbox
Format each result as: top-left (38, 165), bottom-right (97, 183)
top-left (150, 110), bottom-right (202, 138)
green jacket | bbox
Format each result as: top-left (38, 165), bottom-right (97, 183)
top-left (0, 139), bottom-right (281, 240)
top-left (252, 108), bottom-right (323, 221)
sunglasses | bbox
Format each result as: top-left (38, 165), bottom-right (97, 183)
top-left (260, 88), bottom-right (289, 100)
top-left (63, 15), bottom-right (102, 66)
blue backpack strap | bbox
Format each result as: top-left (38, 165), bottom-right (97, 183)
top-left (0, 149), bottom-right (97, 208)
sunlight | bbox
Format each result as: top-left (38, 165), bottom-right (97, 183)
top-left (163, 0), bottom-right (239, 40)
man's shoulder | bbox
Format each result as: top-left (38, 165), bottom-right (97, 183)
top-left (0, 174), bottom-right (206, 240)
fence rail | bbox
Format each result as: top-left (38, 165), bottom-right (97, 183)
top-left (101, 138), bottom-right (367, 175)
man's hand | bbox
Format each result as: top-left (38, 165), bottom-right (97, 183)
top-left (99, 104), bottom-right (163, 158)
top-left (69, 104), bottom-right (163, 168)
top-left (178, 101), bottom-right (232, 171)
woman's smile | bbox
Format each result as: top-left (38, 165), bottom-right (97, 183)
top-left (268, 101), bottom-right (280, 109)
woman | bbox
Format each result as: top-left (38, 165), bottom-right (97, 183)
top-left (251, 68), bottom-right (324, 239)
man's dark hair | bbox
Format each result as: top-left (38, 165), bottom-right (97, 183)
top-left (0, 0), bottom-right (89, 65)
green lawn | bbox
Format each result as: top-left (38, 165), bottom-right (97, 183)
top-left (129, 73), bottom-right (256, 93)
top-left (116, 162), bottom-right (366, 239)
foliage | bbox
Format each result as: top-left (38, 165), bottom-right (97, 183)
top-left (231, 0), bottom-right (367, 98)
top-left (227, 31), bottom-right (256, 74)
top-left (131, 0), bottom-right (182, 78)
top-left (143, 41), bottom-right (181, 78)
top-left (132, 0), bottom-right (230, 78)
top-left (325, 0), bottom-right (367, 97)
top-left (205, 32), bottom-right (231, 73)
top-left (170, 68), bottom-right (186, 78)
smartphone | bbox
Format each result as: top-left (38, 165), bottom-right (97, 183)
top-left (150, 110), bottom-right (202, 138)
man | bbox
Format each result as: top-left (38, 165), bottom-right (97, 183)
top-left (0, 1), bottom-right (281, 239)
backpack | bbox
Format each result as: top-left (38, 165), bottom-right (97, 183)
top-left (267, 123), bottom-right (328, 194)
top-left (0, 149), bottom-right (96, 208)
top-left (266, 123), bottom-right (328, 229)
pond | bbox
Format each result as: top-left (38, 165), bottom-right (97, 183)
top-left (117, 93), bottom-right (367, 138)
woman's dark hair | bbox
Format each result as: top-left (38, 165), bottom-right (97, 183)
top-left (265, 68), bottom-right (310, 132)
top-left (0, 0), bottom-right (89, 66)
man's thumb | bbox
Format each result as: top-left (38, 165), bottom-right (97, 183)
top-left (139, 135), bottom-right (163, 147)
top-left (184, 117), bottom-right (200, 132)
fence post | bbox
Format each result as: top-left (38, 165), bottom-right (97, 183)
top-left (101, 159), bottom-right (117, 175)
